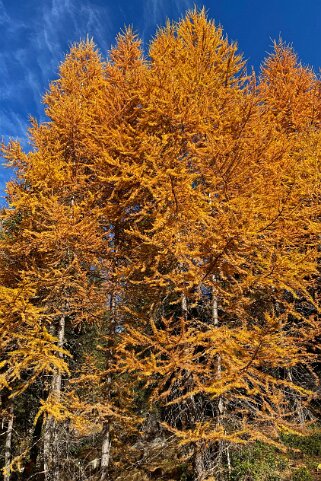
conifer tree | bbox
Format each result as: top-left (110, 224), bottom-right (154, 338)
top-left (1, 9), bottom-right (321, 481)
top-left (1, 41), bottom-right (110, 480)
top-left (113, 10), bottom-right (321, 480)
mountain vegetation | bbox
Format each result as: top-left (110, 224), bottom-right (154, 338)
top-left (1, 9), bottom-right (321, 481)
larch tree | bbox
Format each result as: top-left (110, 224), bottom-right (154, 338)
top-left (1, 41), bottom-right (111, 480)
top-left (0, 8), bottom-right (321, 481)
top-left (113, 10), bottom-right (321, 481)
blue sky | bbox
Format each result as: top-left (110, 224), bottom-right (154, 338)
top-left (1, 0), bottom-right (321, 199)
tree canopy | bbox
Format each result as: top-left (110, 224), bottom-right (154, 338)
top-left (1, 9), bottom-right (321, 481)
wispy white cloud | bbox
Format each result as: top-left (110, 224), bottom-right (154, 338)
top-left (0, 0), bottom-right (9, 25)
top-left (0, 0), bottom-right (115, 194)
top-left (1, 0), bottom-right (200, 150)
top-left (79, 2), bottom-right (112, 53)
top-left (0, 0), bottom-right (200, 174)
top-left (0, 110), bottom-right (29, 144)
top-left (0, 0), bottom-right (112, 147)
top-left (142, 0), bottom-right (163, 39)
top-left (142, 0), bottom-right (197, 41)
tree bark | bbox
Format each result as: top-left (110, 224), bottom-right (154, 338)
top-left (43, 315), bottom-right (65, 481)
top-left (183, 292), bottom-right (208, 480)
top-left (22, 411), bottom-right (43, 480)
top-left (100, 423), bottom-right (111, 481)
top-left (193, 442), bottom-right (206, 481)
top-left (4, 405), bottom-right (14, 481)
top-left (287, 367), bottom-right (305, 424)
top-left (99, 293), bottom-right (115, 481)
top-left (213, 275), bottom-right (224, 479)
top-left (182, 292), bottom-right (188, 319)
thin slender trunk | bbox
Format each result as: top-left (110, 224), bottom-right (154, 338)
top-left (287, 368), bottom-right (305, 424)
top-left (100, 293), bottom-right (115, 481)
top-left (44, 315), bottom-right (65, 481)
top-left (275, 292), bottom-right (305, 425)
top-left (43, 416), bottom-right (52, 480)
top-left (4, 406), bottom-right (14, 481)
top-left (212, 275), bottom-right (221, 376)
top-left (182, 292), bottom-right (188, 319)
top-left (226, 444), bottom-right (231, 479)
top-left (212, 275), bottom-right (224, 479)
top-left (100, 423), bottom-right (111, 481)
top-left (183, 293), bottom-right (207, 480)
top-left (22, 411), bottom-right (43, 479)
top-left (193, 442), bottom-right (206, 481)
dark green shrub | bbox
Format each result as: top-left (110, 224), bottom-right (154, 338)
top-left (230, 442), bottom-right (287, 481)
top-left (282, 431), bottom-right (321, 457)
top-left (292, 467), bottom-right (313, 481)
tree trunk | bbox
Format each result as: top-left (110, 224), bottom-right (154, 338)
top-left (193, 442), bottom-right (206, 481)
top-left (213, 275), bottom-right (224, 479)
top-left (287, 368), bottom-right (305, 424)
top-left (43, 416), bottom-right (53, 481)
top-left (99, 293), bottom-right (115, 480)
top-left (4, 405), bottom-right (14, 481)
top-left (184, 292), bottom-right (208, 481)
top-left (22, 411), bottom-right (43, 480)
top-left (43, 315), bottom-right (65, 481)
top-left (100, 423), bottom-right (111, 481)
top-left (182, 292), bottom-right (188, 319)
